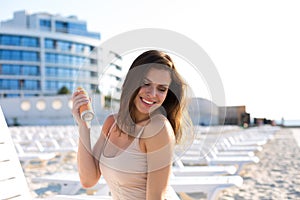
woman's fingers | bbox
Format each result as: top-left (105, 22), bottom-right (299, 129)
top-left (72, 92), bottom-right (89, 106)
top-left (73, 99), bottom-right (89, 115)
top-left (71, 91), bottom-right (90, 122)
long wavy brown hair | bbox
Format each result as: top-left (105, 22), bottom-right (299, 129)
top-left (116, 50), bottom-right (188, 143)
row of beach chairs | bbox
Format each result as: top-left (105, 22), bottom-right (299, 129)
top-left (0, 106), bottom-right (279, 199)
top-left (0, 107), bottom-right (113, 200)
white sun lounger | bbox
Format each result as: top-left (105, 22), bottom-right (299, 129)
top-left (32, 156), bottom-right (237, 195)
top-left (33, 171), bottom-right (243, 200)
top-left (10, 126), bottom-right (78, 161)
top-left (32, 164), bottom-right (237, 196)
top-left (171, 175), bottom-right (243, 200)
top-left (32, 172), bottom-right (109, 195)
top-left (180, 141), bottom-right (260, 174)
top-left (173, 158), bottom-right (237, 176)
top-left (0, 129), bottom-right (32, 199)
top-left (219, 138), bottom-right (263, 152)
top-left (14, 142), bottom-right (57, 167)
top-left (0, 106), bottom-right (111, 200)
top-left (180, 153), bottom-right (259, 174)
top-left (185, 146), bottom-right (256, 157)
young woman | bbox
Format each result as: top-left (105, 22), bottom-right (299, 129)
top-left (72, 50), bottom-right (189, 199)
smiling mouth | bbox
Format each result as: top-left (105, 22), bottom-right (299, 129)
top-left (141, 97), bottom-right (156, 105)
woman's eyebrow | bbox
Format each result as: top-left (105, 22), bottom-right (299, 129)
top-left (144, 77), bottom-right (170, 87)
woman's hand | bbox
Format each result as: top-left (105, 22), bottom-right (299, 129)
top-left (71, 89), bottom-right (90, 127)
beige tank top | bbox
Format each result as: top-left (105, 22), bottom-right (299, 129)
top-left (99, 122), bottom-right (177, 200)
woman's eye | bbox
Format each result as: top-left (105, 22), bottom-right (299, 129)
top-left (158, 88), bottom-right (167, 92)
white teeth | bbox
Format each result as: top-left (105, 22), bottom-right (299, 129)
top-left (142, 98), bottom-right (155, 105)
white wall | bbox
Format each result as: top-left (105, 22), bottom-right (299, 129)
top-left (0, 94), bottom-right (110, 126)
top-left (0, 95), bottom-right (218, 126)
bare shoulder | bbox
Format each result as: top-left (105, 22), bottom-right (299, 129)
top-left (143, 114), bottom-right (175, 152)
top-left (101, 114), bottom-right (116, 136)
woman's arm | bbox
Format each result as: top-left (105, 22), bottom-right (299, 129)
top-left (77, 125), bottom-right (101, 188)
top-left (72, 90), bottom-right (114, 188)
top-left (72, 90), bottom-right (100, 187)
top-left (144, 118), bottom-right (175, 200)
top-left (77, 115), bottom-right (115, 188)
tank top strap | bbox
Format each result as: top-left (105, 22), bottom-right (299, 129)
top-left (136, 126), bottom-right (145, 138)
top-left (103, 120), bottom-right (116, 147)
top-left (107, 120), bottom-right (117, 137)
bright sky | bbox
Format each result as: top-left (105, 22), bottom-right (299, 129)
top-left (1, 0), bottom-right (300, 121)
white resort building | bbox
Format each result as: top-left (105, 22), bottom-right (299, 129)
top-left (0, 10), bottom-right (122, 125)
top-left (0, 10), bottom-right (221, 126)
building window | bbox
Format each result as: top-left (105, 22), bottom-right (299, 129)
top-left (90, 59), bottom-right (97, 65)
top-left (23, 80), bottom-right (40, 90)
top-left (0, 50), bottom-right (39, 61)
top-left (11, 51), bottom-right (21, 60)
top-left (46, 67), bottom-right (79, 78)
top-left (46, 81), bottom-right (74, 91)
top-left (68, 22), bottom-right (87, 32)
top-left (21, 37), bottom-right (39, 47)
top-left (46, 81), bottom-right (57, 90)
top-left (46, 67), bottom-right (56, 77)
top-left (45, 53), bottom-right (89, 65)
top-left (75, 44), bottom-right (85, 53)
top-left (0, 35), bottom-right (20, 46)
top-left (90, 71), bottom-right (98, 77)
top-left (22, 51), bottom-right (39, 61)
top-left (40, 19), bottom-right (51, 31)
top-left (45, 53), bottom-right (56, 63)
top-left (1, 64), bottom-right (39, 76)
top-left (1, 64), bottom-right (20, 75)
top-left (0, 79), bottom-right (19, 90)
top-left (45, 39), bottom-right (55, 49)
top-left (0, 35), bottom-right (12, 45)
top-left (0, 35), bottom-right (39, 47)
top-left (57, 40), bottom-right (72, 52)
top-left (55, 21), bottom-right (68, 33)
top-left (57, 81), bottom-right (73, 90)
top-left (44, 39), bottom-right (94, 53)
top-left (22, 65), bottom-right (40, 76)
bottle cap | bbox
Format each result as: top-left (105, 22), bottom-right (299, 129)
top-left (81, 110), bottom-right (95, 121)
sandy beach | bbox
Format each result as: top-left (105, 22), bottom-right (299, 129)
top-left (218, 128), bottom-right (300, 200)
top-left (22, 127), bottom-right (300, 199)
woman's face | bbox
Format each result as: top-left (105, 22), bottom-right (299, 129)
top-left (133, 68), bottom-right (171, 121)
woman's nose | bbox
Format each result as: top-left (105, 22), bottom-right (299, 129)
top-left (146, 86), bottom-right (156, 97)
